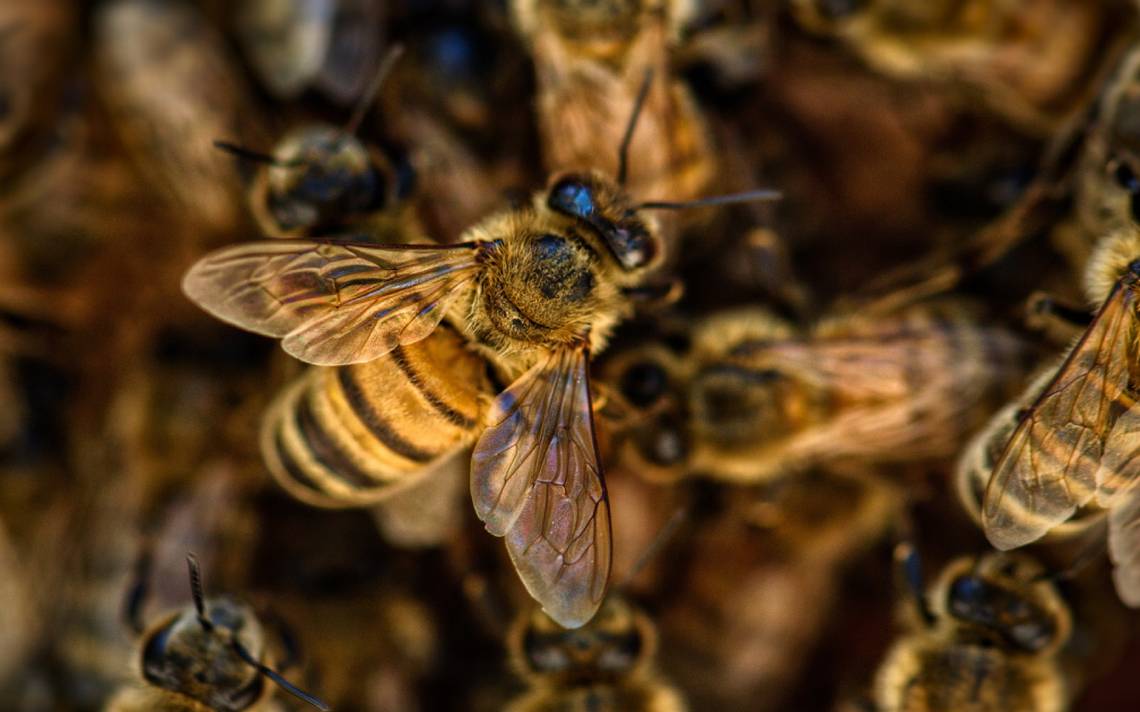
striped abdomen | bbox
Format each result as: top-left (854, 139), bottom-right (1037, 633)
top-left (261, 326), bottom-right (493, 507)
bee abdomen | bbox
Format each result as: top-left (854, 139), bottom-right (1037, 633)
top-left (261, 327), bottom-right (492, 507)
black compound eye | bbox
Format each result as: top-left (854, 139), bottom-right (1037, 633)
top-left (1114, 162), bottom-right (1140, 192)
top-left (619, 361), bottom-right (668, 408)
top-left (548, 179), bottom-right (596, 219)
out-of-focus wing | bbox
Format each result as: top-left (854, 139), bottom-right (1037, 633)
top-left (471, 345), bottom-right (611, 629)
top-left (182, 238), bottom-right (485, 365)
top-left (1108, 486), bottom-right (1140, 607)
top-left (983, 283), bottom-right (1139, 550)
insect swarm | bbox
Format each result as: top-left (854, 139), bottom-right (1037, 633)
top-left (13, 2), bottom-right (1140, 710)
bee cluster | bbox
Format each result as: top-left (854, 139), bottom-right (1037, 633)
top-left (7, 0), bottom-right (1140, 710)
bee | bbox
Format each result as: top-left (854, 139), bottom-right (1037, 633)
top-left (657, 470), bottom-right (899, 710)
top-left (216, 46), bottom-right (418, 241)
top-left (235, 0), bottom-right (386, 104)
top-left (873, 547), bottom-right (1073, 712)
top-left (607, 301), bottom-right (1032, 484)
top-left (107, 555), bottom-right (328, 712)
top-left (182, 87), bottom-right (777, 626)
top-left (94, 0), bottom-right (264, 238)
top-left (505, 595), bottom-right (686, 712)
top-left (511, 0), bottom-right (715, 220)
top-left (980, 223), bottom-right (1140, 606)
top-left (788, 0), bottom-right (1122, 136)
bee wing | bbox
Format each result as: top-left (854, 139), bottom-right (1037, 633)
top-left (182, 239), bottom-right (482, 365)
top-left (1108, 487), bottom-right (1140, 607)
top-left (983, 283), bottom-right (1139, 550)
top-left (471, 346), bottom-right (611, 629)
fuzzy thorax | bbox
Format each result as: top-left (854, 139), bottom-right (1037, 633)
top-left (1085, 227), bottom-right (1140, 305)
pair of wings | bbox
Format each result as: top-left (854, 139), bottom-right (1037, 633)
top-left (182, 239), bottom-right (611, 627)
top-left (982, 280), bottom-right (1140, 604)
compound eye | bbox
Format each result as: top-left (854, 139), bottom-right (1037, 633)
top-left (619, 361), bottom-right (668, 408)
top-left (548, 178), bottom-right (596, 220)
top-left (816, 0), bottom-right (869, 20)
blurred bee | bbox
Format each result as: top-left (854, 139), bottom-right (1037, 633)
top-left (873, 547), bottom-right (1073, 712)
top-left (506, 596), bottom-right (685, 711)
top-left (95, 0), bottom-right (264, 237)
top-left (0, 0), bottom-right (75, 181)
top-left (606, 301), bottom-right (1032, 484)
top-left (107, 555), bottom-right (328, 711)
top-left (183, 88), bottom-right (777, 626)
top-left (511, 0), bottom-right (715, 225)
top-left (658, 470), bottom-right (899, 711)
top-left (788, 0), bottom-right (1122, 136)
top-left (217, 47), bottom-right (418, 240)
top-left (237, 0), bottom-right (384, 104)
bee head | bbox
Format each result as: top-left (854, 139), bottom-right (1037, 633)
top-left (934, 554), bottom-right (1072, 655)
top-left (546, 170), bottom-right (660, 273)
top-left (261, 125), bottom-right (411, 235)
top-left (512, 596), bottom-right (652, 684)
top-left (140, 597), bottom-right (268, 711)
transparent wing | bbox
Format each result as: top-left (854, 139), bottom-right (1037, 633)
top-left (1108, 487), bottom-right (1140, 607)
top-left (471, 346), bottom-right (611, 629)
top-left (182, 238), bottom-right (483, 365)
top-left (983, 283), bottom-right (1138, 550)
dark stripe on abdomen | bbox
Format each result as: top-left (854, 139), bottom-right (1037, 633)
top-left (336, 367), bottom-right (435, 463)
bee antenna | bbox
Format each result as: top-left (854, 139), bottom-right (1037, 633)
top-left (618, 508), bottom-right (687, 590)
top-left (212, 141), bottom-right (302, 169)
top-left (185, 554), bottom-right (213, 632)
top-left (232, 639), bottom-right (331, 711)
top-left (123, 547), bottom-right (154, 635)
top-left (344, 43), bottom-right (405, 136)
top-left (616, 69), bottom-right (654, 186)
top-left (1032, 537), bottom-right (1104, 584)
top-left (637, 189), bottom-right (783, 211)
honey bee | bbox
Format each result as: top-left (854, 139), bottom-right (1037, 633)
top-left (873, 548), bottom-right (1074, 712)
top-left (216, 46), bottom-right (418, 241)
top-left (788, 0), bottom-right (1123, 136)
top-left (107, 555), bottom-right (328, 711)
top-left (505, 595), bottom-right (686, 712)
top-left (95, 0), bottom-right (264, 237)
top-left (182, 87), bottom-right (775, 626)
top-left (981, 224), bottom-right (1140, 606)
top-left (235, 0), bottom-right (386, 103)
top-left (606, 301), bottom-right (1032, 484)
top-left (511, 0), bottom-right (715, 218)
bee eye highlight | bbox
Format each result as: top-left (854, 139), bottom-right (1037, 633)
top-left (549, 179), bottom-right (597, 219)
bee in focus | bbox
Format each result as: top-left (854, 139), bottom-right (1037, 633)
top-left (505, 596), bottom-right (685, 712)
top-left (788, 0), bottom-right (1121, 136)
top-left (107, 555), bottom-right (327, 712)
top-left (182, 86), bottom-right (777, 627)
top-left (981, 222), bottom-right (1140, 606)
top-left (94, 0), bottom-right (265, 238)
top-left (604, 301), bottom-right (1032, 484)
top-left (511, 0), bottom-right (715, 227)
top-left (873, 547), bottom-right (1073, 712)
